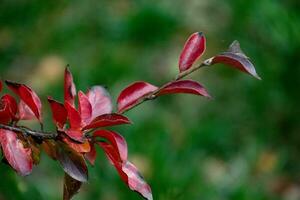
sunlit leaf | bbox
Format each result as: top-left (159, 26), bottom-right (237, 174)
top-left (179, 32), bottom-right (206, 72)
top-left (117, 81), bottom-right (158, 113)
top-left (86, 86), bottom-right (112, 121)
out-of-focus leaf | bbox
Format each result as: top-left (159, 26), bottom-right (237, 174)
top-left (179, 32), bottom-right (206, 72)
top-left (94, 130), bottom-right (127, 161)
top-left (64, 67), bottom-right (77, 107)
top-left (57, 143), bottom-right (88, 182)
top-left (78, 91), bottom-right (92, 125)
top-left (28, 137), bottom-right (41, 165)
top-left (65, 102), bottom-right (82, 129)
top-left (117, 81), bottom-right (158, 113)
top-left (5, 80), bottom-right (43, 122)
top-left (1, 94), bottom-right (18, 120)
top-left (0, 129), bottom-right (33, 176)
top-left (42, 140), bottom-right (57, 160)
top-left (48, 97), bottom-right (67, 129)
top-left (63, 173), bottom-right (82, 200)
top-left (18, 100), bottom-right (36, 120)
top-left (99, 142), bottom-right (152, 200)
top-left (83, 114), bottom-right (131, 130)
top-left (0, 80), bottom-right (2, 92)
top-left (86, 86), bottom-right (112, 121)
top-left (62, 137), bottom-right (91, 153)
top-left (85, 143), bottom-right (97, 166)
top-left (211, 40), bottom-right (261, 79)
top-left (157, 80), bottom-right (211, 98)
top-left (0, 101), bottom-right (12, 124)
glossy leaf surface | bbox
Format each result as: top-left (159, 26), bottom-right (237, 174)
top-left (78, 91), bottom-right (92, 125)
top-left (83, 114), bottom-right (131, 130)
top-left (157, 80), bottom-right (211, 98)
top-left (48, 97), bottom-right (67, 129)
top-left (179, 32), bottom-right (206, 72)
top-left (117, 81), bottom-right (158, 113)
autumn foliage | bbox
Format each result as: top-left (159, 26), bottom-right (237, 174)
top-left (0, 32), bottom-right (259, 200)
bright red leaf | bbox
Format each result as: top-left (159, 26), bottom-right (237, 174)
top-left (65, 102), bottom-right (82, 129)
top-left (179, 32), bottom-right (206, 72)
top-left (1, 94), bottom-right (18, 119)
top-left (5, 80), bottom-right (42, 122)
top-left (212, 40), bottom-right (261, 80)
top-left (78, 91), bottom-right (92, 125)
top-left (0, 129), bottom-right (33, 176)
top-left (83, 114), bottom-right (131, 130)
top-left (99, 142), bottom-right (152, 200)
top-left (64, 67), bottom-right (77, 107)
top-left (86, 86), bottom-right (112, 121)
top-left (94, 130), bottom-right (128, 161)
top-left (117, 81), bottom-right (158, 113)
top-left (157, 80), bottom-right (211, 98)
top-left (48, 97), bottom-right (67, 129)
top-left (18, 100), bottom-right (36, 120)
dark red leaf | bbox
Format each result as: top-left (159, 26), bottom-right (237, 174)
top-left (157, 80), bottom-right (211, 98)
top-left (5, 80), bottom-right (42, 122)
top-left (94, 130), bottom-right (127, 161)
top-left (65, 102), bottom-right (82, 129)
top-left (62, 137), bottom-right (91, 153)
top-left (57, 143), bottom-right (88, 182)
top-left (78, 91), bottom-right (92, 125)
top-left (83, 114), bottom-right (131, 130)
top-left (48, 97), bottom-right (67, 129)
top-left (18, 100), bottom-right (36, 120)
top-left (63, 173), bottom-right (82, 200)
top-left (211, 40), bottom-right (261, 79)
top-left (179, 32), bottom-right (206, 72)
top-left (117, 81), bottom-right (158, 113)
top-left (64, 67), bottom-right (76, 107)
top-left (85, 143), bottom-right (97, 166)
top-left (0, 94), bottom-right (18, 123)
top-left (42, 140), bottom-right (57, 160)
top-left (86, 86), bottom-right (112, 121)
top-left (99, 142), bottom-right (152, 200)
top-left (0, 129), bottom-right (33, 176)
top-left (0, 80), bottom-right (2, 92)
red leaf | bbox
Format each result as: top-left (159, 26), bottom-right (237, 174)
top-left (65, 102), bottom-right (82, 129)
top-left (64, 67), bottom-right (76, 107)
top-left (48, 97), bottom-right (67, 129)
top-left (157, 80), bottom-right (211, 98)
top-left (0, 80), bottom-right (2, 92)
top-left (117, 81), bottom-right (158, 113)
top-left (1, 94), bottom-right (18, 119)
top-left (212, 40), bottom-right (261, 80)
top-left (94, 130), bottom-right (127, 161)
top-left (99, 142), bottom-right (152, 200)
top-left (0, 94), bottom-right (18, 123)
top-left (179, 32), bottom-right (206, 72)
top-left (83, 114), bottom-right (131, 130)
top-left (86, 86), bottom-right (112, 121)
top-left (78, 91), bottom-right (92, 125)
top-left (85, 143), bottom-right (97, 166)
top-left (64, 129), bottom-right (84, 143)
top-left (0, 129), bottom-right (33, 176)
top-left (5, 80), bottom-right (42, 122)
top-left (62, 137), bottom-right (91, 153)
top-left (18, 100), bottom-right (36, 120)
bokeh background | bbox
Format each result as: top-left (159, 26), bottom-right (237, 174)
top-left (0, 0), bottom-right (300, 199)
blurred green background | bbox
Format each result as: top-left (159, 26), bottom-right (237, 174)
top-left (0, 0), bottom-right (300, 199)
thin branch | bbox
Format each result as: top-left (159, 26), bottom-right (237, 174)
top-left (0, 124), bottom-right (58, 139)
top-left (119, 58), bottom-right (212, 114)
